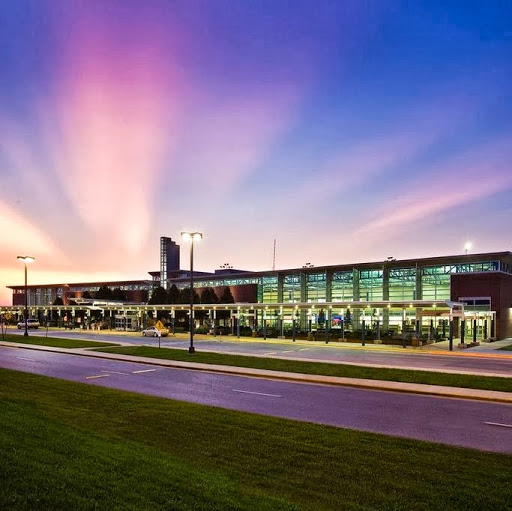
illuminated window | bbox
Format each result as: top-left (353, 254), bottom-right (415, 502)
top-left (359, 270), bottom-right (383, 301)
top-left (389, 268), bottom-right (416, 301)
top-left (306, 273), bottom-right (326, 302)
top-left (284, 275), bottom-right (300, 302)
top-left (259, 276), bottom-right (278, 303)
top-left (332, 271), bottom-right (353, 301)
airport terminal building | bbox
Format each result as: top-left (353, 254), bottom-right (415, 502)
top-left (6, 237), bottom-right (512, 341)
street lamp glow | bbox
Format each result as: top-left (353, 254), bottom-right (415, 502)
top-left (464, 242), bottom-right (472, 254)
top-left (181, 231), bottom-right (203, 243)
top-left (181, 231), bottom-right (204, 354)
top-left (17, 255), bottom-right (35, 264)
top-left (17, 255), bottom-right (35, 337)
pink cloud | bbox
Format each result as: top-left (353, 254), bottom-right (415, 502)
top-left (352, 136), bottom-right (512, 240)
top-left (43, 10), bottom-right (186, 254)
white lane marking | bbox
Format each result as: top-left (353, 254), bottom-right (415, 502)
top-left (485, 422), bottom-right (512, 429)
top-left (298, 348), bottom-right (309, 351)
top-left (85, 375), bottom-right (110, 380)
top-left (131, 369), bottom-right (157, 374)
top-left (282, 350), bottom-right (294, 353)
top-left (101, 370), bottom-right (129, 375)
top-left (17, 357), bottom-right (36, 361)
top-left (264, 352), bottom-right (276, 355)
top-left (232, 389), bottom-right (282, 398)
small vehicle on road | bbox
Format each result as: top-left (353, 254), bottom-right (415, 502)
top-left (141, 326), bottom-right (169, 337)
top-left (17, 319), bottom-right (40, 329)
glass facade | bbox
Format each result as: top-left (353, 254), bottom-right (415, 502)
top-left (359, 270), bottom-right (383, 301)
top-left (12, 258), bottom-right (506, 308)
top-left (259, 276), bottom-right (278, 303)
top-left (283, 275), bottom-right (300, 302)
top-left (306, 273), bottom-right (326, 302)
top-left (332, 271), bottom-right (353, 301)
top-left (389, 268), bottom-right (416, 301)
top-left (420, 262), bottom-right (499, 301)
top-left (421, 266), bottom-right (451, 300)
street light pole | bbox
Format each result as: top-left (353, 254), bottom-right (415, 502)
top-left (17, 256), bottom-right (35, 337)
top-left (181, 231), bottom-right (203, 354)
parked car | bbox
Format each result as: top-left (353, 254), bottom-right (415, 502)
top-left (141, 326), bottom-right (169, 337)
top-left (17, 319), bottom-right (40, 329)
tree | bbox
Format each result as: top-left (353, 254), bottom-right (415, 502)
top-left (96, 285), bottom-right (113, 300)
top-left (179, 287), bottom-right (200, 304)
top-left (82, 291), bottom-right (92, 299)
top-left (167, 284), bottom-right (181, 304)
top-left (149, 286), bottom-right (168, 305)
top-left (111, 287), bottom-right (127, 301)
top-left (200, 287), bottom-right (218, 304)
top-left (219, 286), bottom-right (235, 303)
top-left (53, 296), bottom-right (64, 306)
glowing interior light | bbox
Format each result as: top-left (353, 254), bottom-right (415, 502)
top-left (181, 232), bottom-right (192, 242)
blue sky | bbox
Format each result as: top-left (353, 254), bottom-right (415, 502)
top-left (0, 0), bottom-right (511, 302)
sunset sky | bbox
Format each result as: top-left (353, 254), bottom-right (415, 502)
top-left (1, 0), bottom-right (511, 304)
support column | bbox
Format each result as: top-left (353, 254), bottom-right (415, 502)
top-left (449, 310), bottom-right (454, 351)
top-left (460, 320), bottom-right (466, 346)
top-left (277, 274), bottom-right (284, 303)
top-left (402, 308), bottom-right (407, 348)
top-left (325, 308), bottom-right (331, 344)
top-left (326, 270), bottom-right (333, 302)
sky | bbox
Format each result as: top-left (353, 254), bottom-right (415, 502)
top-left (0, 0), bottom-right (511, 304)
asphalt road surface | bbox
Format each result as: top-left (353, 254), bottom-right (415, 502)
top-left (8, 329), bottom-right (512, 377)
top-left (0, 345), bottom-right (511, 454)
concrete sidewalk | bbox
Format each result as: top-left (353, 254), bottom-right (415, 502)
top-left (1, 340), bottom-right (511, 405)
top-left (14, 327), bottom-right (512, 355)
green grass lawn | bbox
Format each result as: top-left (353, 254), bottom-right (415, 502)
top-left (499, 344), bottom-right (512, 351)
top-left (0, 333), bottom-right (118, 348)
top-left (94, 345), bottom-right (512, 393)
top-left (0, 368), bottom-right (510, 510)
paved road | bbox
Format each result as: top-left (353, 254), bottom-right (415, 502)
top-left (0, 345), bottom-right (511, 454)
top-left (8, 329), bottom-right (512, 377)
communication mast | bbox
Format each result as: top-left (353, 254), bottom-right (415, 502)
top-left (272, 238), bottom-right (276, 271)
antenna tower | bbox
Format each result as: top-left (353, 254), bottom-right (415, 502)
top-left (272, 238), bottom-right (276, 271)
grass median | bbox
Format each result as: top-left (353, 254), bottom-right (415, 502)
top-left (94, 345), bottom-right (512, 393)
top-left (0, 333), bottom-right (118, 349)
top-left (1, 368), bottom-right (511, 510)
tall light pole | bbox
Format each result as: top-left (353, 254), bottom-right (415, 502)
top-left (464, 242), bottom-right (472, 255)
top-left (181, 231), bottom-right (203, 354)
top-left (17, 255), bottom-right (35, 337)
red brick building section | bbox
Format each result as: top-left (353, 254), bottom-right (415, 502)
top-left (451, 272), bottom-right (512, 340)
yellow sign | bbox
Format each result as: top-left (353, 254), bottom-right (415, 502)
top-left (4, 313), bottom-right (11, 321)
top-left (155, 320), bottom-right (164, 331)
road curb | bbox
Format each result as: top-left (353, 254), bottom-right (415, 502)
top-left (1, 341), bottom-right (511, 404)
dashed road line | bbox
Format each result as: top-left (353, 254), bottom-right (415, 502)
top-left (85, 374), bottom-right (110, 380)
top-left (232, 389), bottom-right (282, 398)
top-left (17, 357), bottom-right (36, 361)
top-left (101, 370), bottom-right (129, 375)
top-left (264, 352), bottom-right (277, 355)
top-left (132, 369), bottom-right (157, 374)
top-left (485, 421), bottom-right (512, 429)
